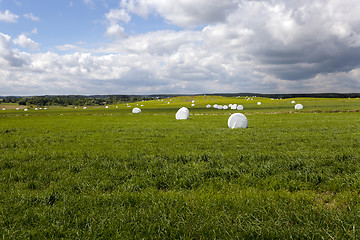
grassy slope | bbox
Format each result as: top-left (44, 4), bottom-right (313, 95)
top-left (0, 96), bottom-right (360, 239)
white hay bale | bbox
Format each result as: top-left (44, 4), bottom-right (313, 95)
top-left (237, 105), bottom-right (244, 110)
top-left (191, 103), bottom-right (195, 107)
top-left (230, 104), bottom-right (237, 110)
top-left (83, 107), bottom-right (87, 109)
top-left (176, 107), bottom-right (189, 120)
top-left (16, 108), bottom-right (19, 110)
top-left (206, 104), bottom-right (212, 108)
top-left (213, 104), bottom-right (219, 108)
top-left (257, 102), bottom-right (261, 105)
top-left (228, 113), bottom-right (248, 129)
top-left (223, 105), bottom-right (229, 110)
top-left (35, 108), bottom-right (38, 110)
top-left (105, 106), bottom-right (109, 108)
top-left (192, 100), bottom-right (195, 103)
top-left (44, 108), bottom-right (47, 110)
top-left (294, 104), bottom-right (303, 110)
top-left (217, 105), bottom-right (223, 109)
top-left (291, 100), bottom-right (296, 104)
top-left (132, 107), bottom-right (141, 114)
top-left (116, 106), bottom-right (118, 108)
top-left (24, 109), bottom-right (28, 111)
top-left (2, 108), bottom-right (5, 111)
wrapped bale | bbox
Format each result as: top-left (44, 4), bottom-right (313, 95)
top-left (228, 113), bottom-right (248, 129)
top-left (176, 107), bottom-right (189, 120)
top-left (294, 104), bottom-right (303, 110)
top-left (132, 107), bottom-right (141, 113)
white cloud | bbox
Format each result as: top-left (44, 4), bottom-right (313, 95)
top-left (0, 10), bottom-right (19, 23)
top-left (99, 30), bottom-right (202, 54)
top-left (106, 8), bottom-right (131, 24)
top-left (105, 24), bottom-right (126, 38)
top-left (104, 9), bottom-right (131, 38)
top-left (13, 33), bottom-right (40, 50)
top-left (23, 13), bottom-right (40, 21)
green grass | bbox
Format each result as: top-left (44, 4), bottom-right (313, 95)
top-left (0, 96), bottom-right (360, 239)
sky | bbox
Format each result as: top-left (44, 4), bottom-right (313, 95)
top-left (1, 0), bottom-right (360, 96)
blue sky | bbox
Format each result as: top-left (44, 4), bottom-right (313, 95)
top-left (1, 1), bottom-right (125, 49)
top-left (1, 0), bottom-right (360, 95)
top-left (0, 0), bottom-right (182, 51)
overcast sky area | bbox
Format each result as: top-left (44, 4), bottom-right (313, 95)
top-left (1, 0), bottom-right (360, 96)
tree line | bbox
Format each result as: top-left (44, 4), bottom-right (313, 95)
top-left (0, 95), bottom-right (156, 107)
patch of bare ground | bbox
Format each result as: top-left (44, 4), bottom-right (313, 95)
top-left (0, 105), bottom-right (26, 109)
top-left (313, 192), bottom-right (347, 212)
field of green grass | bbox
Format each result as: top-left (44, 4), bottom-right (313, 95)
top-left (0, 96), bottom-right (360, 239)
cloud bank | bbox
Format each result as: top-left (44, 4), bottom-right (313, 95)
top-left (1, 0), bottom-right (360, 95)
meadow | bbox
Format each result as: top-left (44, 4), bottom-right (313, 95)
top-left (0, 96), bottom-right (359, 239)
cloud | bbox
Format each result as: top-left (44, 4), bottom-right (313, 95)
top-left (0, 10), bottom-right (19, 23)
top-left (23, 13), bottom-right (40, 21)
top-left (105, 24), bottom-right (127, 38)
top-left (227, 0), bottom-right (360, 81)
top-left (98, 30), bottom-right (202, 54)
top-left (0, 33), bottom-right (26, 67)
top-left (121, 0), bottom-right (238, 28)
top-left (104, 9), bottom-right (131, 38)
top-left (2, 0), bottom-right (360, 95)
top-left (13, 33), bottom-right (40, 50)
top-left (106, 8), bottom-right (131, 24)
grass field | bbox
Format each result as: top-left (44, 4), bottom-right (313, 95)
top-left (0, 96), bottom-right (360, 239)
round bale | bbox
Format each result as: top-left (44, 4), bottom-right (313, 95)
top-left (132, 107), bottom-right (141, 114)
top-left (294, 104), bottom-right (303, 110)
top-left (176, 107), bottom-right (189, 120)
top-left (228, 113), bottom-right (248, 129)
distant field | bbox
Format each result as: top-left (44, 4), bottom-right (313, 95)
top-left (0, 96), bottom-right (360, 239)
